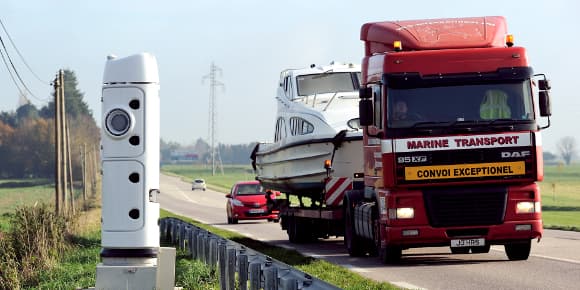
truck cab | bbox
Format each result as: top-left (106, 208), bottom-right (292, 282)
top-left (351, 16), bottom-right (552, 263)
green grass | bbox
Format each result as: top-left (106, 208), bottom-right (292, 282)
top-left (28, 229), bottom-right (100, 289)
top-left (0, 182), bottom-right (54, 215)
top-left (540, 164), bottom-right (580, 229)
top-left (160, 209), bottom-right (397, 290)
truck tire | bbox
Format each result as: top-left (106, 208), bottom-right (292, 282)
top-left (505, 240), bottom-right (531, 261)
top-left (344, 190), bottom-right (366, 256)
top-left (379, 244), bottom-right (402, 264)
top-left (375, 214), bottom-right (401, 263)
top-left (471, 244), bottom-right (491, 254)
top-left (450, 247), bottom-right (470, 254)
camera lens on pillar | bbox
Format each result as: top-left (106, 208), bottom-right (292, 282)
top-left (105, 109), bottom-right (131, 136)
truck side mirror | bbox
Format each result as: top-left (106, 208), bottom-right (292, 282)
top-left (538, 79), bottom-right (551, 91)
top-left (359, 87), bottom-right (372, 99)
top-left (539, 91), bottom-right (551, 117)
top-left (359, 99), bottom-right (373, 126)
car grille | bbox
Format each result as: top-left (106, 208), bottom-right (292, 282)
top-left (243, 202), bottom-right (264, 208)
top-left (423, 186), bottom-right (507, 227)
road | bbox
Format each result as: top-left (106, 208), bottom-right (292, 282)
top-left (159, 174), bottom-right (580, 290)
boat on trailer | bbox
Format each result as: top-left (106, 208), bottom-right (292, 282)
top-left (251, 62), bottom-right (364, 201)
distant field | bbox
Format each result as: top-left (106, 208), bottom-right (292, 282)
top-left (0, 180), bottom-right (54, 215)
top-left (540, 164), bottom-right (580, 229)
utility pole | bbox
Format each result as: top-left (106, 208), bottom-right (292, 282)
top-left (81, 144), bottom-right (87, 207)
top-left (59, 70), bottom-right (69, 214)
top-left (202, 62), bottom-right (225, 175)
top-left (67, 124), bottom-right (75, 214)
top-left (54, 73), bottom-right (62, 215)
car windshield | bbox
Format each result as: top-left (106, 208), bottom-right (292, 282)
top-left (236, 184), bottom-right (263, 195)
top-left (195, 179), bottom-right (204, 183)
top-left (387, 80), bottom-right (534, 128)
top-left (296, 72), bottom-right (359, 96)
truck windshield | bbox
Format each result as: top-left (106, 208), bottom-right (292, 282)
top-left (296, 72), bottom-right (359, 96)
top-left (387, 80), bottom-right (534, 128)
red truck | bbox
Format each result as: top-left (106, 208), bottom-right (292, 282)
top-left (352, 16), bottom-right (551, 263)
top-left (263, 16), bottom-right (551, 263)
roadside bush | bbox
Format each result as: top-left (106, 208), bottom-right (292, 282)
top-left (0, 235), bottom-right (20, 289)
top-left (1, 203), bottom-right (69, 285)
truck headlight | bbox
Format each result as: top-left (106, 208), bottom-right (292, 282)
top-left (396, 207), bottom-right (415, 219)
top-left (516, 201), bottom-right (535, 214)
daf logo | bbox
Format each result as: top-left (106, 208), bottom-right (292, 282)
top-left (501, 151), bottom-right (531, 158)
top-left (398, 156), bottom-right (428, 163)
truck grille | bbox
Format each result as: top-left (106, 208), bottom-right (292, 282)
top-left (423, 186), bottom-right (507, 227)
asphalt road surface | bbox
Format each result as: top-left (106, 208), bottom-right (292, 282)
top-left (159, 174), bottom-right (580, 290)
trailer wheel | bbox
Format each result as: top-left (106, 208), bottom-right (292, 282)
top-left (505, 240), bottom-right (531, 261)
top-left (288, 215), bottom-right (308, 243)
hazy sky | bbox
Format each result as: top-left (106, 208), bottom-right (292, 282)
top-left (1, 0), bottom-right (579, 153)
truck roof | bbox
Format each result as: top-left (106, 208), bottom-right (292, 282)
top-left (361, 16), bottom-right (508, 55)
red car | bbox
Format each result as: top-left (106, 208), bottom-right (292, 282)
top-left (226, 181), bottom-right (279, 224)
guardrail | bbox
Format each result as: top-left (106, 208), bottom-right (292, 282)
top-left (160, 217), bottom-right (341, 290)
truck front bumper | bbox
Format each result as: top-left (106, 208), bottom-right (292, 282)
top-left (383, 219), bottom-right (542, 248)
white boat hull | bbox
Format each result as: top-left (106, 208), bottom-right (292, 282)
top-left (252, 132), bottom-right (363, 199)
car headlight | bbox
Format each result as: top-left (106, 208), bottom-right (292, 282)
top-left (231, 199), bottom-right (243, 207)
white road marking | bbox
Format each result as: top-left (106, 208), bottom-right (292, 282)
top-left (391, 281), bottom-right (427, 290)
top-left (342, 264), bottom-right (370, 273)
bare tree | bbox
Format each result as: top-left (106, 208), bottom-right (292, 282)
top-left (557, 136), bottom-right (577, 165)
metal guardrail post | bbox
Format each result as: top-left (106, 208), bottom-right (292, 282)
top-left (226, 247), bottom-right (236, 290)
top-left (264, 262), bottom-right (278, 290)
top-left (209, 237), bottom-right (218, 272)
top-left (190, 228), bottom-right (198, 259)
top-left (249, 262), bottom-right (261, 290)
top-left (280, 276), bottom-right (297, 290)
top-left (218, 241), bottom-right (227, 290)
top-left (203, 234), bottom-right (211, 264)
top-left (197, 231), bottom-right (205, 262)
top-left (237, 251), bottom-right (248, 290)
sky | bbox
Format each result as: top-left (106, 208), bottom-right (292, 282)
top-left (1, 0), bottom-right (579, 153)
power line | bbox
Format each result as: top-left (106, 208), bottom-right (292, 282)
top-left (0, 18), bottom-right (50, 86)
top-left (0, 35), bottom-right (48, 102)
top-left (0, 46), bottom-right (25, 97)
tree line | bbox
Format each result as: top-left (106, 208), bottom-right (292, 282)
top-left (160, 138), bottom-right (257, 166)
top-left (0, 70), bottom-right (99, 179)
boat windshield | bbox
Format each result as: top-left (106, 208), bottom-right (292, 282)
top-left (296, 72), bottom-right (359, 96)
top-left (387, 80), bottom-right (535, 128)
top-left (236, 184), bottom-right (264, 195)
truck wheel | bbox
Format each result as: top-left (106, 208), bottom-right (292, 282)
top-left (471, 244), bottom-right (491, 254)
top-left (450, 247), bottom-right (470, 254)
top-left (379, 245), bottom-right (402, 264)
top-left (344, 200), bottom-right (366, 257)
top-left (505, 240), bottom-right (531, 261)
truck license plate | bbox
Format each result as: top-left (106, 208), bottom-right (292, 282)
top-left (451, 238), bottom-right (485, 248)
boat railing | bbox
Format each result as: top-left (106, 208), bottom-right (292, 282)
top-left (292, 91), bottom-right (358, 111)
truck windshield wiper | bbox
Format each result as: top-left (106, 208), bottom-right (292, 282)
top-left (410, 121), bottom-right (451, 128)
